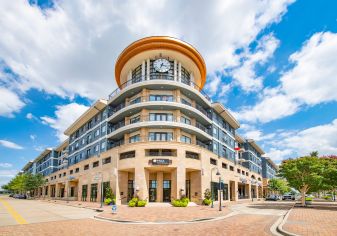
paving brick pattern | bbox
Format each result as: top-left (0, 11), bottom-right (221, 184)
top-left (98, 205), bottom-right (231, 222)
top-left (283, 203), bottom-right (337, 236)
top-left (0, 215), bottom-right (277, 236)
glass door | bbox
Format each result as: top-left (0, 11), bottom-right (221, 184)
top-left (82, 185), bottom-right (87, 201)
top-left (127, 180), bottom-right (134, 201)
top-left (185, 180), bottom-right (191, 200)
top-left (149, 180), bottom-right (157, 202)
top-left (90, 183), bottom-right (97, 202)
top-left (163, 180), bottom-right (171, 202)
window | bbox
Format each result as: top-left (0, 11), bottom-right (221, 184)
top-left (130, 115), bottom-right (140, 124)
top-left (95, 129), bottom-right (100, 137)
top-left (84, 164), bottom-right (89, 170)
top-left (59, 174), bottom-right (61, 178)
top-left (180, 135), bottom-right (191, 144)
top-left (181, 98), bottom-right (191, 106)
top-left (93, 161), bottom-right (99, 168)
top-left (101, 142), bottom-right (106, 149)
top-left (230, 166), bottom-right (234, 171)
top-left (120, 151), bottom-right (136, 160)
top-left (75, 168), bottom-right (79, 173)
top-left (146, 149), bottom-right (176, 156)
top-left (95, 144), bottom-right (99, 152)
top-left (102, 125), bottom-right (106, 133)
top-left (149, 113), bottom-right (173, 121)
top-left (222, 163), bottom-right (227, 169)
top-left (129, 134), bottom-right (140, 143)
top-left (180, 116), bottom-right (191, 125)
top-left (149, 95), bottom-right (173, 102)
top-left (63, 172), bottom-right (66, 176)
top-left (130, 97), bottom-right (141, 105)
top-left (186, 151), bottom-right (199, 160)
top-left (148, 132), bottom-right (173, 141)
top-left (103, 157), bottom-right (111, 165)
top-left (210, 158), bottom-right (217, 165)
top-left (70, 170), bottom-right (73, 174)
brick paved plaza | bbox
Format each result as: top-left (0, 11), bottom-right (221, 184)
top-left (1, 196), bottom-right (337, 235)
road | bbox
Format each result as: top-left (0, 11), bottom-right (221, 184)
top-left (0, 195), bottom-right (294, 236)
top-left (0, 195), bottom-right (98, 226)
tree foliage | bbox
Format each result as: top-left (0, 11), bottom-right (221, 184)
top-left (268, 178), bottom-right (290, 194)
top-left (279, 155), bottom-right (337, 206)
top-left (2, 173), bottom-right (46, 195)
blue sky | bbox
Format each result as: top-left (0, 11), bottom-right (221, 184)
top-left (1, 0), bottom-right (337, 187)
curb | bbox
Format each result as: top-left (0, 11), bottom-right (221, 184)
top-left (275, 204), bottom-right (298, 236)
top-left (93, 211), bottom-right (238, 225)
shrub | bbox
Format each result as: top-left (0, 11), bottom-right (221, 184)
top-left (181, 197), bottom-right (189, 203)
top-left (104, 198), bottom-right (112, 205)
top-left (128, 200), bottom-right (136, 207)
top-left (324, 195), bottom-right (332, 200)
top-left (305, 197), bottom-right (313, 201)
top-left (203, 198), bottom-right (212, 206)
top-left (137, 200), bottom-right (147, 207)
top-left (171, 199), bottom-right (188, 207)
top-left (204, 189), bottom-right (212, 200)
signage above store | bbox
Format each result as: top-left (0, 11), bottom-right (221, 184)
top-left (150, 159), bottom-right (171, 165)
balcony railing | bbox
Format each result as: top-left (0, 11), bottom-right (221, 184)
top-left (107, 115), bottom-right (212, 137)
top-left (107, 95), bottom-right (212, 119)
top-left (108, 73), bottom-right (211, 102)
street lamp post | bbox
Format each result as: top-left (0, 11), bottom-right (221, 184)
top-left (219, 176), bottom-right (222, 211)
top-left (211, 167), bottom-right (221, 208)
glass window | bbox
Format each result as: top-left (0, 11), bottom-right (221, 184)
top-left (180, 135), bottom-right (191, 144)
top-left (129, 134), bottom-right (140, 143)
top-left (180, 116), bottom-right (191, 125)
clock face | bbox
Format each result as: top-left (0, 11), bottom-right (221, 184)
top-left (153, 59), bottom-right (171, 73)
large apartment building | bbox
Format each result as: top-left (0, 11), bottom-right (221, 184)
top-left (261, 156), bottom-right (278, 197)
top-left (22, 36), bottom-right (271, 204)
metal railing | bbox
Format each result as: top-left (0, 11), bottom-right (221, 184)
top-left (107, 115), bottom-right (212, 136)
top-left (107, 95), bottom-right (212, 119)
top-left (108, 73), bottom-right (211, 102)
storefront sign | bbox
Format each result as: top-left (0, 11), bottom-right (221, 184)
top-left (151, 159), bottom-right (171, 165)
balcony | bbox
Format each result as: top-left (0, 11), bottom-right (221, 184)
top-left (108, 73), bottom-right (211, 102)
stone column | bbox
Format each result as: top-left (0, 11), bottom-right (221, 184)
top-left (156, 172), bottom-right (163, 202)
top-left (134, 164), bottom-right (147, 201)
top-left (176, 149), bottom-right (186, 199)
top-left (55, 183), bottom-right (59, 198)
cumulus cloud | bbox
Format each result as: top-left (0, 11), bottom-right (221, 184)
top-left (0, 0), bottom-right (294, 102)
top-left (235, 31), bottom-right (337, 123)
top-left (0, 87), bottom-right (25, 117)
top-left (0, 140), bottom-right (24, 150)
top-left (229, 34), bottom-right (280, 92)
top-left (41, 103), bottom-right (89, 141)
top-left (0, 163), bottom-right (13, 168)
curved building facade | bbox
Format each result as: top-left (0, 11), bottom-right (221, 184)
top-left (23, 37), bottom-right (265, 204)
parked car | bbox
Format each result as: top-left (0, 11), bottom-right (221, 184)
top-left (266, 195), bottom-right (279, 201)
top-left (9, 193), bottom-right (14, 197)
top-left (282, 194), bottom-right (295, 200)
top-left (13, 194), bottom-right (26, 199)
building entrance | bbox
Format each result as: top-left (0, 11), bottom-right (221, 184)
top-left (163, 180), bottom-right (171, 202)
top-left (185, 180), bottom-right (191, 200)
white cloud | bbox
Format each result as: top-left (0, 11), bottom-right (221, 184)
top-left (262, 118), bottom-right (337, 163)
top-left (0, 169), bottom-right (18, 189)
top-left (264, 148), bottom-right (294, 163)
top-left (0, 87), bottom-right (25, 117)
top-left (0, 0), bottom-right (294, 101)
top-left (41, 103), bottom-right (89, 141)
top-left (229, 34), bottom-right (280, 92)
top-left (26, 113), bottom-right (33, 119)
top-left (0, 163), bottom-right (13, 168)
top-left (29, 134), bottom-right (36, 141)
top-left (234, 32), bottom-right (337, 124)
top-left (0, 140), bottom-right (24, 150)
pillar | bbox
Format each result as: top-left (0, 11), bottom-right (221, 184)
top-left (134, 166), bottom-right (148, 201)
top-left (156, 172), bottom-right (163, 202)
top-left (141, 60), bottom-right (145, 79)
top-left (174, 60), bottom-right (177, 81)
top-left (146, 58), bottom-right (150, 80)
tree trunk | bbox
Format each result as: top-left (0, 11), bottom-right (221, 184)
top-left (300, 186), bottom-right (307, 206)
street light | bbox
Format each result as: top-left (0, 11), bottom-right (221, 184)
top-left (211, 167), bottom-right (221, 208)
top-left (219, 175), bottom-right (222, 211)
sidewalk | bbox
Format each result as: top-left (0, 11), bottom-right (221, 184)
top-left (39, 199), bottom-right (231, 222)
top-left (283, 202), bottom-right (337, 236)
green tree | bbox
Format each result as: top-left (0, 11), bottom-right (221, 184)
top-left (310, 151), bottom-right (319, 157)
top-left (268, 178), bottom-right (290, 195)
top-left (24, 173), bottom-right (46, 196)
top-left (278, 156), bottom-right (324, 206)
top-left (321, 157), bottom-right (337, 199)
